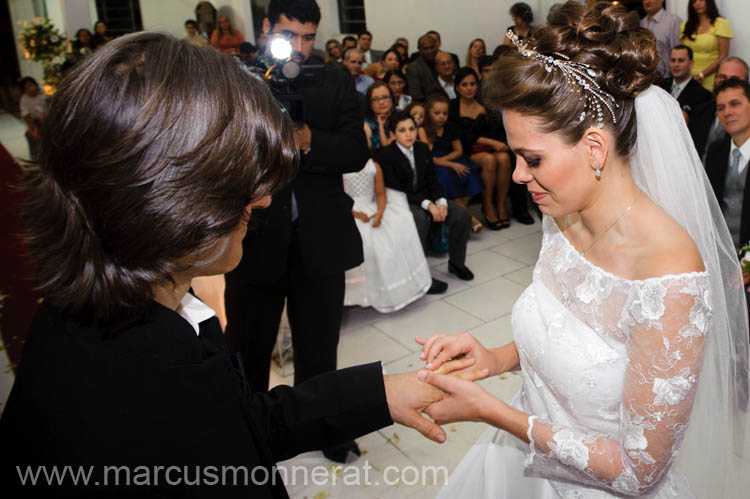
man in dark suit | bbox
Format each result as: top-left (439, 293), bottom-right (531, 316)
top-left (705, 78), bottom-right (750, 310)
top-left (706, 77), bottom-right (750, 248)
top-left (225, 0), bottom-right (368, 462)
top-left (377, 112), bottom-right (474, 288)
top-left (658, 45), bottom-right (712, 116)
top-left (689, 56), bottom-right (749, 160)
top-left (406, 34), bottom-right (439, 101)
top-left (357, 29), bottom-right (383, 69)
top-left (408, 30), bottom-right (459, 69)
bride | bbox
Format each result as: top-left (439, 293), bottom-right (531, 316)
top-left (416, 2), bottom-right (750, 498)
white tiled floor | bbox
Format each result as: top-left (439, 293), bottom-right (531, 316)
top-left (270, 218), bottom-right (540, 498)
top-left (0, 111), bottom-right (542, 497)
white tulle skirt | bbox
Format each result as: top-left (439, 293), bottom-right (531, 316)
top-left (344, 188), bottom-right (431, 313)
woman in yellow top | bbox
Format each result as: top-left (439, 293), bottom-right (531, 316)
top-left (679, 0), bottom-right (732, 92)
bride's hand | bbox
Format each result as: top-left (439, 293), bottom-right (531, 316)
top-left (415, 333), bottom-right (497, 376)
top-left (418, 369), bottom-right (498, 424)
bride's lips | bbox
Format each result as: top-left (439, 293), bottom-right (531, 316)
top-left (529, 191), bottom-right (547, 203)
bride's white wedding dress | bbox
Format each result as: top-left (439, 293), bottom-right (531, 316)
top-left (438, 216), bottom-right (711, 498)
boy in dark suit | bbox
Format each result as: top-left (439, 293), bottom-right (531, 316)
top-left (376, 112), bottom-right (474, 293)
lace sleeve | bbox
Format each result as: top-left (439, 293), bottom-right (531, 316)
top-left (524, 275), bottom-right (711, 496)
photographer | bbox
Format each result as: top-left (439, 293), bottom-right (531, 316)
top-left (224, 0), bottom-right (369, 463)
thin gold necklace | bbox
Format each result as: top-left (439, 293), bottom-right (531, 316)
top-left (581, 190), bottom-right (642, 257)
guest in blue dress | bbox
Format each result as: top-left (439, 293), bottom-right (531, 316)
top-left (418, 93), bottom-right (483, 231)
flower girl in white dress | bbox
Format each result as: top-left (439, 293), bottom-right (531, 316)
top-left (414, 2), bottom-right (750, 498)
top-left (343, 157), bottom-right (431, 312)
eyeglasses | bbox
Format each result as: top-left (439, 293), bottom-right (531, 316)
top-left (372, 95), bottom-right (392, 102)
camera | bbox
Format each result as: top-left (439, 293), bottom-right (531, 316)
top-left (245, 36), bottom-right (324, 127)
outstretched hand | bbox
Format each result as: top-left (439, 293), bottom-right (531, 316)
top-left (418, 369), bottom-right (497, 425)
top-left (384, 363), bottom-right (488, 443)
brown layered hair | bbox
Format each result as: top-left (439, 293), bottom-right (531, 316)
top-left (23, 32), bottom-right (296, 327)
top-left (484, 1), bottom-right (657, 159)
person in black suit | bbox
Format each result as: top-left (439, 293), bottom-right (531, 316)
top-left (705, 77), bottom-right (750, 329)
top-left (689, 56), bottom-right (748, 159)
top-left (224, 0), bottom-right (370, 463)
top-left (658, 45), bottom-right (712, 117)
top-left (377, 112), bottom-right (474, 288)
top-left (0, 31), bottom-right (471, 498)
top-left (705, 77), bottom-right (750, 249)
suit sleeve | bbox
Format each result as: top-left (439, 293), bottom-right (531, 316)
top-left (425, 154), bottom-right (445, 201)
top-left (246, 362), bottom-right (392, 463)
top-left (406, 64), bottom-right (425, 102)
top-left (305, 72), bottom-right (369, 175)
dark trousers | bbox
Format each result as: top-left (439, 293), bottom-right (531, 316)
top-left (409, 200), bottom-right (470, 266)
top-left (224, 230), bottom-right (345, 393)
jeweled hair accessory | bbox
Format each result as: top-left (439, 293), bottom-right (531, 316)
top-left (506, 29), bottom-right (618, 129)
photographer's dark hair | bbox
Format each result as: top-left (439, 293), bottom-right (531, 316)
top-left (267, 0), bottom-right (321, 28)
top-left (23, 32), bottom-right (296, 327)
top-left (485, 1), bottom-right (657, 159)
top-left (387, 111), bottom-right (415, 133)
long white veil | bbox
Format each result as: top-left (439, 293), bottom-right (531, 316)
top-left (631, 85), bottom-right (750, 498)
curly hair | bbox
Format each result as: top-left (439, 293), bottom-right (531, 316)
top-left (23, 32), bottom-right (296, 327)
top-left (485, 1), bottom-right (657, 159)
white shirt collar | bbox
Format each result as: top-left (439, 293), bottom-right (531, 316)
top-left (396, 141), bottom-right (414, 159)
top-left (176, 292), bottom-right (215, 335)
top-left (672, 76), bottom-right (691, 95)
top-left (731, 137), bottom-right (750, 175)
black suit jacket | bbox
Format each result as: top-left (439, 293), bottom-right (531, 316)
top-left (0, 302), bottom-right (391, 498)
top-left (658, 77), bottom-right (713, 114)
top-left (689, 98), bottom-right (722, 159)
top-left (233, 60), bottom-right (369, 285)
top-left (705, 135), bottom-right (750, 246)
top-left (376, 141), bottom-right (444, 206)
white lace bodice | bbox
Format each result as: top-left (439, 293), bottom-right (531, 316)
top-left (343, 158), bottom-right (376, 200)
top-left (513, 216), bottom-right (711, 497)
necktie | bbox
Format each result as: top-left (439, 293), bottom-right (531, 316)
top-left (671, 83), bottom-right (680, 98)
top-left (730, 148), bottom-right (742, 177)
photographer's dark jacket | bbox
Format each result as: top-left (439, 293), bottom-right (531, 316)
top-left (235, 59), bottom-right (369, 284)
top-left (0, 301), bottom-right (391, 498)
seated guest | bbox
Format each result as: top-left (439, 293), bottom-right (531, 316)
top-left (504, 2), bottom-right (534, 46)
top-left (392, 39), bottom-right (409, 70)
top-left (364, 81), bottom-right (395, 150)
top-left (342, 47), bottom-right (374, 96)
top-left (92, 20), bottom-right (112, 48)
top-left (184, 19), bottom-right (210, 48)
top-left (690, 56), bottom-right (749, 159)
top-left (464, 38), bottom-right (486, 75)
top-left (341, 35), bottom-right (357, 52)
top-left (419, 93), bottom-right (484, 233)
top-left (640, 0), bottom-right (682, 78)
top-left (406, 34), bottom-right (438, 101)
top-left (705, 77), bottom-right (750, 274)
top-left (385, 70), bottom-right (411, 111)
top-left (406, 101), bottom-right (425, 127)
top-left (427, 51), bottom-right (458, 100)
top-left (343, 156), bottom-right (431, 312)
top-left (659, 44), bottom-right (712, 118)
top-left (450, 68), bottom-right (512, 230)
top-left (71, 28), bottom-right (95, 61)
top-left (410, 31), bottom-right (459, 69)
top-left (0, 32), bottom-right (456, 497)
top-left (325, 38), bottom-right (343, 62)
top-left (679, 0), bottom-right (732, 92)
top-left (210, 14), bottom-right (244, 55)
top-left (357, 29), bottom-right (383, 69)
top-left (364, 47), bottom-right (402, 80)
top-left (377, 112), bottom-right (475, 287)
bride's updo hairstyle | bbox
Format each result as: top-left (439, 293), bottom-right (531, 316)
top-left (484, 1), bottom-right (658, 159)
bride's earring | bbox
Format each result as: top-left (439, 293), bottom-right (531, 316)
top-left (595, 163), bottom-right (601, 179)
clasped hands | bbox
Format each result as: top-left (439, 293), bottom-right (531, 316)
top-left (384, 332), bottom-right (505, 444)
